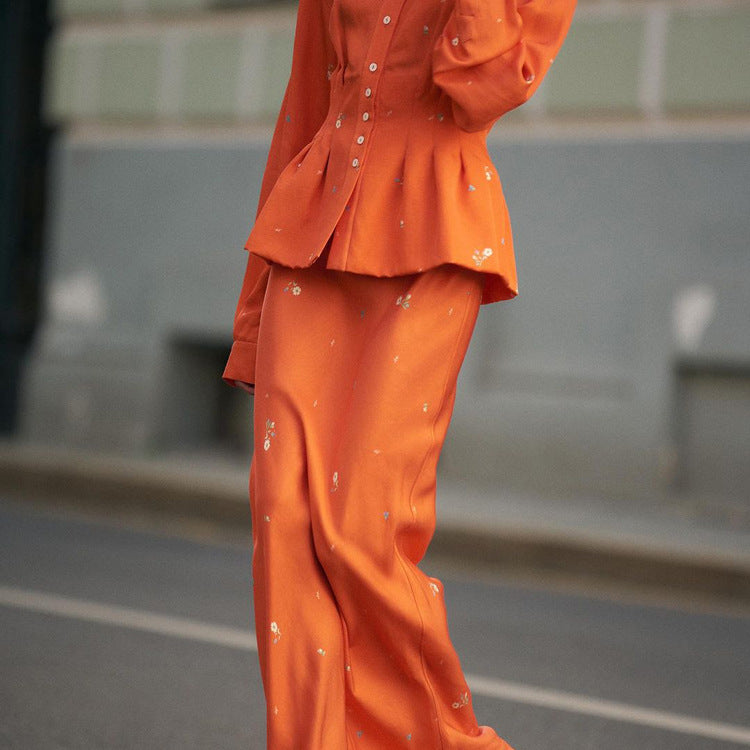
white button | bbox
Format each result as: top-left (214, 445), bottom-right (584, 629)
top-left (362, 112), bottom-right (370, 121)
top-left (369, 62), bottom-right (378, 72)
top-left (364, 87), bottom-right (372, 97)
top-left (352, 158), bottom-right (359, 168)
top-left (357, 135), bottom-right (365, 144)
top-left (383, 15), bottom-right (391, 24)
top-left (335, 119), bottom-right (342, 128)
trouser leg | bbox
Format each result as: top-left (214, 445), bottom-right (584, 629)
top-left (250, 267), bottom-right (352, 748)
top-left (252, 259), bottom-right (514, 749)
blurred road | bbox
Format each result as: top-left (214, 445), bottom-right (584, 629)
top-left (1, 497), bottom-right (749, 750)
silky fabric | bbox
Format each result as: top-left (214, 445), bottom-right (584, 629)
top-left (221, 0), bottom-right (577, 389)
top-left (250, 252), bottom-right (513, 749)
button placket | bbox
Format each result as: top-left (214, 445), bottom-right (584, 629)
top-left (347, 2), bottom-right (405, 174)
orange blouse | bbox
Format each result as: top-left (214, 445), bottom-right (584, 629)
top-left (222, 0), bottom-right (577, 387)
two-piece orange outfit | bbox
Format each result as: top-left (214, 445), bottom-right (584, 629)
top-left (222, 0), bottom-right (576, 746)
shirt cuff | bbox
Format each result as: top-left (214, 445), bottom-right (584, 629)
top-left (221, 340), bottom-right (258, 388)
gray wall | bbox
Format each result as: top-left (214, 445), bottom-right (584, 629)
top-left (18, 128), bottom-right (750, 511)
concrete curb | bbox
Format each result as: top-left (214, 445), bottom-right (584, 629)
top-left (2, 441), bottom-right (749, 603)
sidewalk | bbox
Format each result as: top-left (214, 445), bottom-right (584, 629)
top-left (1, 440), bottom-right (748, 603)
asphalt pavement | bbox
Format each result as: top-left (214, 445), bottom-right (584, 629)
top-left (1, 497), bottom-right (749, 750)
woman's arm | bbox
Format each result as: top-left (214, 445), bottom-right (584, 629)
top-left (432, 0), bottom-right (577, 133)
top-left (222, 0), bottom-right (336, 390)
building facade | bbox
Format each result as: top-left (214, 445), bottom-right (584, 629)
top-left (19, 0), bottom-right (750, 513)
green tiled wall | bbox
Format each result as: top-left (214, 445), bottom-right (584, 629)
top-left (55, 0), bottom-right (123, 17)
top-left (546, 17), bottom-right (644, 114)
top-left (181, 32), bottom-right (244, 120)
top-left (99, 39), bottom-right (161, 120)
top-left (262, 29), bottom-right (294, 117)
top-left (43, 3), bottom-right (750, 126)
top-left (146, 0), bottom-right (207, 13)
top-left (664, 8), bottom-right (750, 112)
top-left (44, 35), bottom-right (78, 121)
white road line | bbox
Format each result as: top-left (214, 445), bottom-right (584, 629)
top-left (0, 585), bottom-right (255, 652)
top-left (466, 675), bottom-right (750, 746)
top-left (2, 585), bottom-right (749, 745)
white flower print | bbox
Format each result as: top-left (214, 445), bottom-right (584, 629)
top-left (270, 621), bottom-right (281, 644)
top-left (452, 691), bottom-right (470, 709)
top-left (396, 293), bottom-right (411, 309)
top-left (429, 582), bottom-right (440, 597)
top-left (330, 471), bottom-right (339, 493)
top-left (263, 514), bottom-right (271, 522)
top-left (317, 647), bottom-right (326, 656)
top-left (484, 165), bottom-right (492, 181)
top-left (472, 247), bottom-right (493, 267)
top-left (263, 419), bottom-right (276, 451)
top-left (422, 402), bottom-right (429, 413)
top-left (283, 281), bottom-right (301, 295)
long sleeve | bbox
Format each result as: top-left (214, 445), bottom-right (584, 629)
top-left (222, 0), bottom-right (337, 388)
top-left (432, 0), bottom-right (577, 133)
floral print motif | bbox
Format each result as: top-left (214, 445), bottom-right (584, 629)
top-left (452, 691), bottom-right (470, 709)
top-left (331, 471), bottom-right (339, 493)
top-left (270, 621), bottom-right (281, 644)
top-left (429, 582), bottom-right (440, 597)
top-left (472, 247), bottom-right (493, 267)
top-left (484, 165), bottom-right (492, 181)
top-left (283, 281), bottom-right (301, 295)
top-left (317, 647), bottom-right (326, 656)
top-left (263, 419), bottom-right (276, 451)
top-left (396, 293), bottom-right (411, 308)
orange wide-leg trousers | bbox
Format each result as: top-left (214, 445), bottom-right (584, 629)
top-left (249, 253), bottom-right (514, 750)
